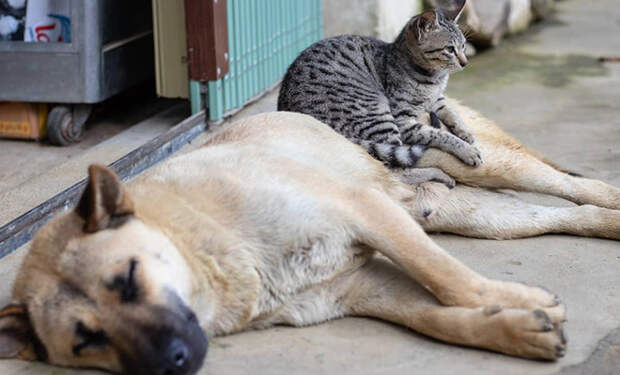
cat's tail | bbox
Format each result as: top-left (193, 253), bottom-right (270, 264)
top-left (352, 138), bottom-right (427, 168)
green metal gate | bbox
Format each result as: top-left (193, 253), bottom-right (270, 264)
top-left (189, 0), bottom-right (323, 121)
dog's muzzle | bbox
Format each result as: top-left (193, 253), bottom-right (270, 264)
top-left (118, 299), bottom-right (208, 375)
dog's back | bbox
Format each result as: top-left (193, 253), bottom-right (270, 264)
top-left (201, 111), bottom-right (391, 184)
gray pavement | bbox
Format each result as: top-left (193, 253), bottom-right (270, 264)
top-left (1, 0), bottom-right (619, 374)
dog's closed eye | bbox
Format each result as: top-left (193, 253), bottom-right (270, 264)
top-left (105, 259), bottom-right (139, 303)
top-left (73, 321), bottom-right (108, 356)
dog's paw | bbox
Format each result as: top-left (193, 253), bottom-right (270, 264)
top-left (491, 281), bottom-right (566, 323)
top-left (451, 279), bottom-right (567, 324)
top-left (397, 168), bottom-right (455, 189)
top-left (476, 307), bottom-right (567, 360)
top-left (417, 169), bottom-right (456, 189)
top-left (430, 174), bottom-right (456, 189)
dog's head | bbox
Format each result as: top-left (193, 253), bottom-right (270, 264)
top-left (0, 165), bottom-right (208, 374)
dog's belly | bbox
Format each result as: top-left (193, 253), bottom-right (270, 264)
top-left (237, 179), bottom-right (373, 328)
top-left (249, 239), bottom-right (372, 329)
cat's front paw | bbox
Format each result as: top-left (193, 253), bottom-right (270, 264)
top-left (455, 144), bottom-right (483, 167)
top-left (455, 129), bottom-right (475, 144)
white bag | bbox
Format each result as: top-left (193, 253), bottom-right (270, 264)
top-left (24, 0), bottom-right (71, 43)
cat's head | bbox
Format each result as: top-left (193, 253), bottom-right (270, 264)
top-left (400, 0), bottom-right (468, 75)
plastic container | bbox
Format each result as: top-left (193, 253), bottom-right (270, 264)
top-left (0, 0), bottom-right (154, 145)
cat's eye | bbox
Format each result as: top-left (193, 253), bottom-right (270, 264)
top-left (446, 46), bottom-right (456, 54)
top-left (73, 321), bottom-right (108, 356)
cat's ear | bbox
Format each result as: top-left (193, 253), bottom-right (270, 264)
top-left (438, 0), bottom-right (467, 22)
top-left (412, 10), bottom-right (439, 41)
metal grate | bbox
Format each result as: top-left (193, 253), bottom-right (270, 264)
top-left (200, 0), bottom-right (323, 121)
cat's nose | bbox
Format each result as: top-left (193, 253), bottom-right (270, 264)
top-left (458, 53), bottom-right (468, 67)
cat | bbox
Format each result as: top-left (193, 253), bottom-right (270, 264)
top-left (278, 0), bottom-right (482, 171)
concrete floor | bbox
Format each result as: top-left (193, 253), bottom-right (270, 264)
top-left (0, 91), bottom-right (180, 194)
top-left (0, 92), bottom-right (188, 227)
top-left (1, 0), bottom-right (619, 374)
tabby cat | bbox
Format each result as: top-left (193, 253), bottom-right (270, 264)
top-left (278, 0), bottom-right (481, 169)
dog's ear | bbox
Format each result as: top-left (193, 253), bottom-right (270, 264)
top-left (0, 304), bottom-right (44, 361)
top-left (411, 10), bottom-right (439, 41)
top-left (76, 164), bottom-right (134, 233)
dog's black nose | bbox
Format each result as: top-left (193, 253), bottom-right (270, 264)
top-left (160, 338), bottom-right (190, 375)
top-left (171, 340), bottom-right (189, 368)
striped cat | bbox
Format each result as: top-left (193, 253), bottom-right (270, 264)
top-left (278, 0), bottom-right (482, 169)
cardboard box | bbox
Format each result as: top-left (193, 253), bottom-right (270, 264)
top-left (0, 102), bottom-right (48, 140)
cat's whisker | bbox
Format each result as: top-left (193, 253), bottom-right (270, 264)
top-left (460, 26), bottom-right (474, 40)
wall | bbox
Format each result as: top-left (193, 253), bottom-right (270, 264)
top-left (323, 0), bottom-right (422, 41)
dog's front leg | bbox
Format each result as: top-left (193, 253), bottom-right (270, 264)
top-left (347, 188), bottom-right (565, 320)
top-left (340, 257), bottom-right (566, 360)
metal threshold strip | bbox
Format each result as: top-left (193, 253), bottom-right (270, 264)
top-left (0, 111), bottom-right (207, 259)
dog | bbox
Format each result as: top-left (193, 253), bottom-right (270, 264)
top-left (1, 102), bottom-right (618, 374)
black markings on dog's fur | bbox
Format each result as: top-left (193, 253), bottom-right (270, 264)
top-left (106, 259), bottom-right (139, 303)
top-left (73, 321), bottom-right (108, 356)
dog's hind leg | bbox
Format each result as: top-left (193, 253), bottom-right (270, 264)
top-left (340, 257), bottom-right (566, 360)
top-left (346, 188), bottom-right (566, 319)
top-left (416, 183), bottom-right (620, 240)
top-left (421, 148), bottom-right (620, 210)
top-left (415, 100), bottom-right (620, 210)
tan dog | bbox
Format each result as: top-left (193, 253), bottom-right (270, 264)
top-left (0, 104), bottom-right (618, 374)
